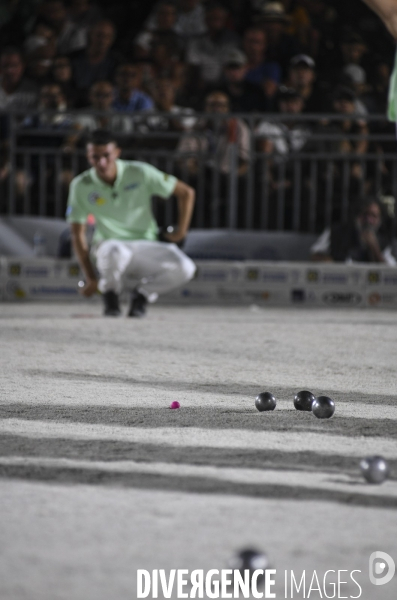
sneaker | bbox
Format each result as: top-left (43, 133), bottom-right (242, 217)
top-left (128, 290), bottom-right (148, 318)
top-left (103, 290), bottom-right (121, 316)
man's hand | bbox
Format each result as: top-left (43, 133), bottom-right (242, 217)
top-left (158, 226), bottom-right (186, 247)
top-left (80, 278), bottom-right (98, 297)
top-left (360, 227), bottom-right (379, 248)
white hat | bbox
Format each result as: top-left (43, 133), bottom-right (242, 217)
top-left (290, 54), bottom-right (316, 69)
top-left (343, 64), bottom-right (366, 85)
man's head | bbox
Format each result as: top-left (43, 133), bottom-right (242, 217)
top-left (205, 91), bottom-right (230, 114)
top-left (278, 86), bottom-right (304, 114)
top-left (223, 49), bottom-right (247, 83)
top-left (39, 83), bottom-right (65, 109)
top-left (88, 20), bottom-right (115, 54)
top-left (243, 27), bottom-right (266, 62)
top-left (86, 129), bottom-right (121, 180)
top-left (52, 55), bottom-right (72, 82)
top-left (179, 0), bottom-right (199, 12)
top-left (332, 86), bottom-right (356, 114)
top-left (356, 199), bottom-right (383, 231)
top-left (153, 77), bottom-right (176, 109)
top-left (255, 2), bottom-right (288, 42)
top-left (341, 32), bottom-right (366, 65)
top-left (115, 63), bottom-right (141, 95)
top-left (155, 1), bottom-right (177, 30)
top-left (89, 81), bottom-right (114, 110)
top-left (40, 0), bottom-right (68, 31)
top-left (0, 48), bottom-right (25, 87)
top-left (205, 4), bottom-right (228, 35)
top-left (289, 54), bottom-right (316, 88)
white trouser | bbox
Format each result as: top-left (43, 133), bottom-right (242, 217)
top-left (95, 239), bottom-right (196, 301)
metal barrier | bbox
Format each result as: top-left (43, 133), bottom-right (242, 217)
top-left (1, 109), bottom-right (396, 233)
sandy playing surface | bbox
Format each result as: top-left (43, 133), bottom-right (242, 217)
top-left (0, 303), bottom-right (396, 599)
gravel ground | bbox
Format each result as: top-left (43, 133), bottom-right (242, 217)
top-left (0, 302), bottom-right (396, 600)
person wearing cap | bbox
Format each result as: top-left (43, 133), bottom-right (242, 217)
top-left (254, 2), bottom-right (302, 74)
top-left (286, 54), bottom-right (325, 113)
top-left (255, 86), bottom-right (310, 156)
top-left (215, 48), bottom-right (264, 112)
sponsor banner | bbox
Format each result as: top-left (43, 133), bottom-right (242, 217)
top-left (244, 263), bottom-right (302, 287)
top-left (366, 269), bottom-right (397, 288)
top-left (3, 278), bottom-right (81, 301)
top-left (305, 267), bottom-right (364, 287)
top-left (3, 258), bottom-right (82, 280)
top-left (194, 262), bottom-right (242, 284)
top-left (160, 284), bottom-right (219, 304)
top-left (243, 287), bottom-right (292, 306)
top-left (365, 291), bottom-right (397, 308)
top-left (319, 289), bottom-right (364, 307)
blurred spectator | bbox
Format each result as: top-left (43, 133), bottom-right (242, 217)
top-left (66, 80), bottom-right (133, 151)
top-left (242, 26), bottom-right (281, 110)
top-left (177, 90), bottom-right (250, 176)
top-left (134, 1), bottom-right (184, 60)
top-left (0, 46), bottom-right (38, 110)
top-left (254, 2), bottom-right (301, 74)
top-left (15, 83), bottom-right (74, 204)
top-left (68, 0), bottom-right (102, 29)
top-left (285, 54), bottom-right (325, 112)
top-left (186, 3), bottom-right (240, 88)
top-left (243, 27), bottom-right (281, 86)
top-left (328, 86), bottom-right (368, 181)
top-left (255, 85), bottom-right (311, 227)
top-left (112, 63), bottom-right (154, 112)
top-left (37, 0), bottom-right (87, 55)
top-left (51, 55), bottom-right (79, 107)
top-left (142, 77), bottom-right (196, 131)
top-left (177, 90), bottom-right (251, 225)
top-left (174, 0), bottom-right (207, 38)
top-left (311, 197), bottom-right (396, 264)
top-left (70, 19), bottom-right (120, 105)
top-left (141, 39), bottom-right (187, 101)
top-left (255, 86), bottom-right (310, 157)
top-left (216, 48), bottom-right (264, 112)
top-left (135, 77), bottom-right (196, 149)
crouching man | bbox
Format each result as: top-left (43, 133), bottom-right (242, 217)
top-left (66, 129), bottom-right (196, 316)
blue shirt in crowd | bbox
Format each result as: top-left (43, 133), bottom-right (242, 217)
top-left (112, 90), bottom-right (154, 112)
top-left (245, 62), bottom-right (281, 86)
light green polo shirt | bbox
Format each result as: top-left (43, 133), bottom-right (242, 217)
top-left (66, 159), bottom-right (177, 243)
top-left (388, 49), bottom-right (397, 122)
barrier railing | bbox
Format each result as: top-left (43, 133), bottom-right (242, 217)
top-left (1, 109), bottom-right (396, 233)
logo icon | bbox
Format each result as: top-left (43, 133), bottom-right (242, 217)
top-left (369, 551), bottom-right (395, 586)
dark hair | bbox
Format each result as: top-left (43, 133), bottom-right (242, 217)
top-left (87, 129), bottom-right (119, 146)
top-left (0, 46), bottom-right (24, 60)
top-left (354, 197), bottom-right (383, 217)
top-left (332, 85), bottom-right (356, 102)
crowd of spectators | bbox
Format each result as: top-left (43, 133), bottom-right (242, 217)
top-left (1, 0), bottom-right (396, 227)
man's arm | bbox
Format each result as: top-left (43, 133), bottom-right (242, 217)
top-left (162, 179), bottom-right (195, 244)
top-left (70, 222), bottom-right (98, 296)
top-left (362, 0), bottom-right (397, 38)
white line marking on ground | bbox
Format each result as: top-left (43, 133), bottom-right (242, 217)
top-left (1, 456), bottom-right (396, 498)
top-left (1, 419), bottom-right (397, 458)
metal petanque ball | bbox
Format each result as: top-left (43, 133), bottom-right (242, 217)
top-left (360, 455), bottom-right (389, 484)
top-left (255, 392), bottom-right (276, 412)
top-left (229, 549), bottom-right (269, 589)
top-left (294, 390), bottom-right (316, 411)
top-left (312, 396), bottom-right (335, 419)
